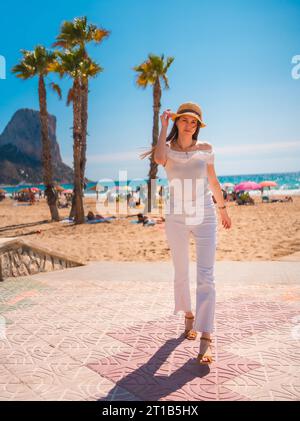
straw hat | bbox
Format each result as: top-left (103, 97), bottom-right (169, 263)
top-left (170, 102), bottom-right (206, 128)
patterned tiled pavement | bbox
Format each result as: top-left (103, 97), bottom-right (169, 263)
top-left (0, 261), bottom-right (299, 401)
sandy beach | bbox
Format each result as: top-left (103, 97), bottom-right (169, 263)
top-left (0, 195), bottom-right (299, 263)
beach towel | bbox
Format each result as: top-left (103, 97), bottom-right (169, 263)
top-left (59, 216), bottom-right (115, 224)
top-left (130, 219), bottom-right (156, 226)
top-left (60, 218), bottom-right (74, 224)
top-left (86, 218), bottom-right (112, 224)
top-left (144, 220), bottom-right (156, 226)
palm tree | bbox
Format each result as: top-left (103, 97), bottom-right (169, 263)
top-left (133, 53), bottom-right (174, 213)
top-left (12, 46), bottom-right (61, 221)
top-left (50, 48), bottom-right (102, 224)
top-left (53, 16), bottom-right (110, 219)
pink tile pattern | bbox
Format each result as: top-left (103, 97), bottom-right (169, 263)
top-left (0, 262), bottom-right (299, 400)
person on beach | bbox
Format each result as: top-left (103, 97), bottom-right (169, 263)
top-left (28, 188), bottom-right (35, 205)
top-left (87, 211), bottom-right (105, 220)
top-left (141, 102), bottom-right (232, 365)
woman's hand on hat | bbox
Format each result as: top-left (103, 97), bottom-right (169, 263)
top-left (160, 109), bottom-right (171, 128)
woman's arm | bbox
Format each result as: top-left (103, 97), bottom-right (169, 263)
top-left (154, 110), bottom-right (172, 165)
top-left (207, 163), bottom-right (232, 229)
top-left (154, 126), bottom-right (168, 165)
top-left (207, 164), bottom-right (225, 207)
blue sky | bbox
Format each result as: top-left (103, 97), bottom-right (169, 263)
top-left (0, 0), bottom-right (299, 182)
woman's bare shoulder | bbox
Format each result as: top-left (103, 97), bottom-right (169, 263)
top-left (196, 141), bottom-right (213, 151)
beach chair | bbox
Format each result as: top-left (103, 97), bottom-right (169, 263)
top-left (262, 195), bottom-right (270, 203)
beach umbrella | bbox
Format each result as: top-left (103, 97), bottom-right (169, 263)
top-left (259, 181), bottom-right (278, 195)
top-left (88, 184), bottom-right (105, 192)
top-left (259, 181), bottom-right (278, 188)
top-left (55, 185), bottom-right (65, 192)
top-left (259, 181), bottom-right (277, 187)
top-left (222, 182), bottom-right (235, 191)
top-left (0, 189), bottom-right (6, 194)
top-left (234, 181), bottom-right (261, 192)
top-left (62, 189), bottom-right (73, 194)
top-left (18, 187), bottom-right (40, 193)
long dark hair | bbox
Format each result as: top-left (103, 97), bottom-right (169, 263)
top-left (139, 117), bottom-right (201, 160)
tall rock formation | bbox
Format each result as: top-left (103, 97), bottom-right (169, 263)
top-left (0, 109), bottom-right (74, 184)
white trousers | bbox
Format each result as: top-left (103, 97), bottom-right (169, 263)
top-left (164, 205), bottom-right (218, 333)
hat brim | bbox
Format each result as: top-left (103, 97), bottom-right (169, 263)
top-left (170, 112), bottom-right (206, 128)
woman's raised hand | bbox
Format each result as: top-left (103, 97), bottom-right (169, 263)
top-left (160, 109), bottom-right (172, 128)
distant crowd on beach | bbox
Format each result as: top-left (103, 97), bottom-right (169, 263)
top-left (1, 184), bottom-right (294, 209)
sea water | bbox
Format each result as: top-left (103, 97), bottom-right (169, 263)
top-left (1, 171), bottom-right (300, 196)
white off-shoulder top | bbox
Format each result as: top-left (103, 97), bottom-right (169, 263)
top-left (163, 140), bottom-right (215, 215)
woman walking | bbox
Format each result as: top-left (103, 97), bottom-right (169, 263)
top-left (142, 102), bottom-right (232, 364)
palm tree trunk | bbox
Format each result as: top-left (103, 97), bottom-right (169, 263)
top-left (80, 78), bottom-right (88, 191)
top-left (146, 78), bottom-right (161, 213)
top-left (72, 78), bottom-right (85, 224)
top-left (69, 79), bottom-right (88, 220)
top-left (38, 76), bottom-right (59, 221)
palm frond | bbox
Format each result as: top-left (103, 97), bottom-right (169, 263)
top-left (11, 62), bottom-right (34, 79)
top-left (12, 46), bottom-right (57, 79)
top-left (133, 53), bottom-right (174, 88)
top-left (92, 27), bottom-right (110, 43)
top-left (81, 59), bottom-right (103, 79)
top-left (54, 16), bottom-right (110, 50)
top-left (49, 82), bottom-right (62, 99)
top-left (135, 74), bottom-right (149, 89)
top-left (163, 56), bottom-right (175, 72)
top-left (66, 87), bottom-right (74, 106)
top-left (162, 74), bottom-right (170, 89)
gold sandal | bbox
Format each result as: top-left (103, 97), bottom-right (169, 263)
top-left (184, 315), bottom-right (197, 340)
top-left (197, 336), bottom-right (213, 364)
